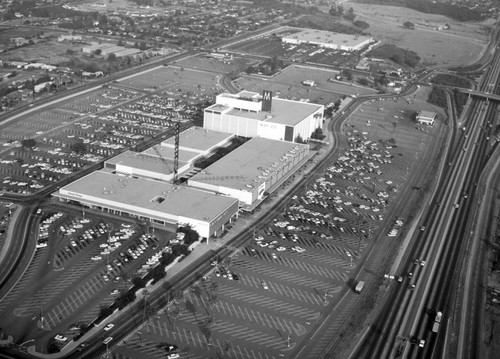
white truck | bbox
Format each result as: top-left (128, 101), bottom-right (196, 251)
top-left (355, 280), bottom-right (365, 293)
top-left (432, 311), bottom-right (443, 333)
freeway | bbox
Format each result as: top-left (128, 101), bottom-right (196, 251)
top-left (349, 40), bottom-right (500, 359)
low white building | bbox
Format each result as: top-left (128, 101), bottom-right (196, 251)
top-left (416, 111), bottom-right (437, 126)
top-left (54, 171), bottom-right (239, 238)
top-left (282, 28), bottom-right (373, 52)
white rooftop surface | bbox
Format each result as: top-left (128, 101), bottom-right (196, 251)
top-left (106, 150), bottom-right (185, 175)
top-left (418, 110), bottom-right (437, 118)
top-left (190, 137), bottom-right (307, 189)
top-left (58, 171), bottom-right (238, 222)
top-left (161, 126), bottom-right (234, 152)
top-left (142, 145), bottom-right (200, 163)
top-left (284, 28), bottom-right (371, 48)
top-left (213, 97), bottom-right (322, 127)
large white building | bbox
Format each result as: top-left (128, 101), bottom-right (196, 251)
top-left (189, 137), bottom-right (309, 207)
top-left (282, 28), bottom-right (373, 52)
top-left (54, 171), bottom-right (239, 238)
top-left (203, 90), bottom-right (324, 142)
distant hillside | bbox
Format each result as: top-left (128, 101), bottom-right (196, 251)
top-left (350, 0), bottom-right (486, 21)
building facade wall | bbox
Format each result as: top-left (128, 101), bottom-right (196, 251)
top-left (204, 112), bottom-right (260, 138)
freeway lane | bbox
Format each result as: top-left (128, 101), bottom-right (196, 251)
top-left (0, 205), bottom-right (37, 300)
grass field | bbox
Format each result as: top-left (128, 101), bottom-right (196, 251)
top-left (1, 40), bottom-right (79, 64)
top-left (173, 55), bottom-right (256, 74)
top-left (235, 64), bottom-right (377, 104)
top-left (343, 0), bottom-right (494, 67)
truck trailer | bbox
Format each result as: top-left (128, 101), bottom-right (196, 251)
top-left (355, 280), bottom-right (365, 293)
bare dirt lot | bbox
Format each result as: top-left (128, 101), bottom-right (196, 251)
top-left (235, 64), bottom-right (377, 105)
top-left (343, 0), bottom-right (494, 67)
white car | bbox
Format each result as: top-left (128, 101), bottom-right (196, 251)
top-left (167, 354), bottom-right (180, 359)
top-left (54, 335), bottom-right (67, 342)
top-left (104, 323), bottom-right (114, 331)
top-left (103, 337), bottom-right (113, 345)
top-left (271, 253), bottom-right (278, 259)
top-left (419, 339), bottom-right (425, 348)
top-left (261, 281), bottom-right (269, 290)
top-left (276, 246), bottom-right (286, 252)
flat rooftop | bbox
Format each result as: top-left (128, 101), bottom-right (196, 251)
top-left (225, 97), bottom-right (322, 127)
top-left (283, 28), bottom-right (372, 47)
top-left (161, 126), bottom-right (234, 153)
top-left (142, 145), bottom-right (201, 163)
top-left (57, 171), bottom-right (238, 222)
top-left (106, 150), bottom-right (182, 175)
top-left (190, 137), bottom-right (308, 190)
top-left (418, 110), bottom-right (437, 118)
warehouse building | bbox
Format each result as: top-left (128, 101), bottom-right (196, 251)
top-left (282, 28), bottom-right (373, 52)
top-left (54, 171), bottom-right (239, 238)
top-left (203, 90), bottom-right (324, 142)
top-left (188, 137), bottom-right (309, 208)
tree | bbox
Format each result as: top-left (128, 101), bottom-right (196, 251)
top-left (343, 69), bottom-right (353, 81)
top-left (344, 7), bottom-right (355, 21)
top-left (353, 20), bottom-right (369, 29)
top-left (295, 134), bottom-right (305, 143)
top-left (358, 77), bottom-right (369, 86)
top-left (94, 48), bottom-right (102, 55)
top-left (311, 127), bottom-right (325, 140)
top-left (21, 138), bottom-right (36, 149)
top-left (70, 141), bottom-right (87, 154)
top-left (403, 21), bottom-right (415, 30)
top-left (107, 53), bottom-right (116, 61)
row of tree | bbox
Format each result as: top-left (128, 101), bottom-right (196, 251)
top-left (367, 44), bottom-right (420, 68)
top-left (329, 4), bottom-right (369, 30)
top-left (351, 0), bottom-right (485, 22)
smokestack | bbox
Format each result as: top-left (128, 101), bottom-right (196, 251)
top-left (262, 90), bottom-right (272, 112)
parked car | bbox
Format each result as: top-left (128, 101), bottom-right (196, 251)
top-left (54, 335), bottom-right (67, 342)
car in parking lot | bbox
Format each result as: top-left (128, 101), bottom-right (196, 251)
top-left (261, 281), bottom-right (269, 290)
top-left (54, 334), bottom-right (67, 342)
top-left (161, 344), bottom-right (178, 352)
top-left (419, 339), bottom-right (425, 348)
top-left (271, 253), bottom-right (278, 259)
top-left (167, 354), bottom-right (180, 359)
top-left (104, 323), bottom-right (114, 331)
top-left (420, 226), bottom-right (426, 231)
top-left (291, 246), bottom-right (306, 253)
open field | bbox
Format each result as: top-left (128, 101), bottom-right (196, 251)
top-left (343, 0), bottom-right (494, 67)
top-left (235, 64), bottom-right (377, 105)
top-left (174, 54), bottom-right (256, 75)
top-left (2, 40), bottom-right (79, 64)
top-left (119, 65), bottom-right (223, 95)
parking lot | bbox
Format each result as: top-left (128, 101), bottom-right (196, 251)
top-left (0, 205), bottom-right (178, 352)
top-left (0, 65), bottom-right (224, 196)
top-left (106, 93), bottom-right (444, 359)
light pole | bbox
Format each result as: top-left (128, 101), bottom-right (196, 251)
top-left (286, 334), bottom-right (291, 348)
